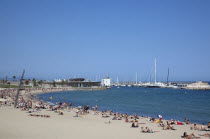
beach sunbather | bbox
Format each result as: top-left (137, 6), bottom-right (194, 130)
top-left (141, 127), bottom-right (153, 133)
top-left (193, 124), bottom-right (200, 130)
top-left (198, 133), bottom-right (210, 137)
top-left (131, 122), bottom-right (138, 128)
top-left (181, 132), bottom-right (200, 139)
top-left (163, 121), bottom-right (175, 130)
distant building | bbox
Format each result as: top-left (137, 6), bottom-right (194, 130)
top-left (54, 79), bottom-right (62, 82)
top-left (69, 78), bottom-right (85, 82)
top-left (186, 81), bottom-right (210, 90)
top-left (42, 78), bottom-right (101, 88)
top-left (67, 78), bottom-right (100, 87)
top-left (101, 78), bottom-right (111, 87)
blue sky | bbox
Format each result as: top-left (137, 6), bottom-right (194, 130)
top-left (0, 0), bottom-right (210, 82)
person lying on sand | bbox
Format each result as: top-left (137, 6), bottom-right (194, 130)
top-left (181, 132), bottom-right (200, 139)
top-left (198, 133), bottom-right (210, 137)
top-left (112, 115), bottom-right (117, 120)
top-left (193, 124), bottom-right (200, 130)
top-left (92, 111), bottom-right (99, 115)
top-left (141, 127), bottom-right (154, 133)
top-left (200, 123), bottom-right (207, 131)
top-left (207, 122), bottom-right (210, 129)
top-left (125, 117), bottom-right (129, 122)
top-left (158, 123), bottom-right (164, 127)
top-left (163, 121), bottom-right (175, 130)
top-left (29, 114), bottom-right (50, 118)
top-left (131, 122), bottom-right (138, 128)
top-left (102, 114), bottom-right (110, 118)
top-left (149, 117), bottom-right (155, 122)
top-left (163, 125), bottom-right (175, 130)
top-left (133, 114), bottom-right (139, 119)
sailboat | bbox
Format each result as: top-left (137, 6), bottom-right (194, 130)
top-left (164, 68), bottom-right (178, 89)
top-left (146, 58), bottom-right (166, 88)
top-left (116, 77), bottom-right (120, 88)
top-left (134, 72), bottom-right (138, 87)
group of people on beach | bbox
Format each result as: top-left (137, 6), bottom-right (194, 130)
top-left (1, 87), bottom-right (210, 139)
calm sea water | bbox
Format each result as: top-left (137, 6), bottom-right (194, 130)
top-left (37, 87), bottom-right (210, 124)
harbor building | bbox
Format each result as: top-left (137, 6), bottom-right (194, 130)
top-left (101, 78), bottom-right (111, 87)
top-left (185, 81), bottom-right (210, 90)
top-left (42, 78), bottom-right (101, 88)
top-left (67, 78), bottom-right (101, 87)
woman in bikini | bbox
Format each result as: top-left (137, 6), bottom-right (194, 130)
top-left (182, 132), bottom-right (200, 139)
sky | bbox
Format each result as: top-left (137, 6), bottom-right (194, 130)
top-left (0, 0), bottom-right (210, 82)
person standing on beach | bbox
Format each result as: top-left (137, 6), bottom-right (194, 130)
top-left (69, 102), bottom-right (73, 109)
top-left (75, 108), bottom-right (80, 117)
top-left (158, 115), bottom-right (162, 121)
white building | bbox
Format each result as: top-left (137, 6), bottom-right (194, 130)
top-left (101, 78), bottom-right (111, 87)
top-left (186, 81), bottom-right (210, 90)
top-left (54, 79), bottom-right (62, 82)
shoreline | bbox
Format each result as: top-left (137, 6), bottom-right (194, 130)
top-left (34, 89), bottom-right (207, 126)
top-left (0, 87), bottom-right (210, 139)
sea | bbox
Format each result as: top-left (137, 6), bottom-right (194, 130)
top-left (37, 87), bottom-right (210, 125)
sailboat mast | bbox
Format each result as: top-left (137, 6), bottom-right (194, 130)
top-left (167, 68), bottom-right (169, 86)
top-left (136, 72), bottom-right (137, 84)
top-left (155, 58), bottom-right (157, 83)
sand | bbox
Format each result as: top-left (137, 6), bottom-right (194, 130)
top-left (0, 88), bottom-right (209, 139)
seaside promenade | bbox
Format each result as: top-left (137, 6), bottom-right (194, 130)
top-left (0, 87), bottom-right (210, 139)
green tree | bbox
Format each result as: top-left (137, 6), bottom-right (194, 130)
top-left (12, 76), bottom-right (16, 81)
top-left (61, 80), bottom-right (65, 86)
top-left (52, 80), bottom-right (56, 87)
top-left (7, 82), bottom-right (11, 88)
top-left (32, 78), bottom-right (36, 87)
top-left (38, 80), bottom-right (43, 87)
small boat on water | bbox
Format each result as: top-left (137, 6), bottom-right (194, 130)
top-left (145, 82), bottom-right (166, 88)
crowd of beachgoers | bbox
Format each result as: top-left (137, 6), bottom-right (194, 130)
top-left (0, 87), bottom-right (210, 139)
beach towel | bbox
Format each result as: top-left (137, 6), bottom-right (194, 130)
top-left (154, 120), bottom-right (160, 123)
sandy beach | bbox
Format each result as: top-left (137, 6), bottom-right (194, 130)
top-left (0, 88), bottom-right (209, 139)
